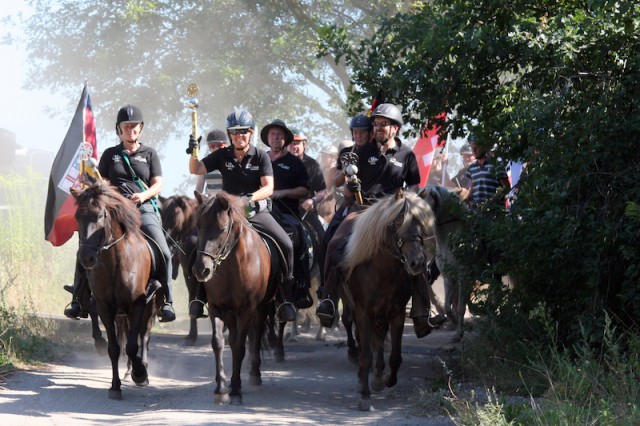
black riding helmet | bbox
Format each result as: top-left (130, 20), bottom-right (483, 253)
top-left (115, 104), bottom-right (144, 134)
top-left (371, 103), bottom-right (403, 127)
top-left (349, 114), bottom-right (372, 130)
top-left (260, 119), bottom-right (294, 147)
top-left (206, 129), bottom-right (229, 144)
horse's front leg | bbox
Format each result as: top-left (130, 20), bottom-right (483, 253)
top-left (90, 297), bottom-right (108, 356)
top-left (248, 305), bottom-right (267, 386)
top-left (126, 296), bottom-right (148, 386)
top-left (211, 315), bottom-right (229, 404)
top-left (383, 314), bottom-right (405, 389)
top-left (229, 315), bottom-right (250, 405)
top-left (99, 311), bottom-right (122, 400)
top-left (342, 304), bottom-right (359, 364)
top-left (354, 311), bottom-right (373, 411)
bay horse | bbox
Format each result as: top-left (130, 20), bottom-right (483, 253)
top-left (191, 191), bottom-right (284, 405)
top-left (158, 194), bottom-right (204, 344)
top-left (71, 180), bottom-right (161, 400)
top-left (422, 185), bottom-right (469, 342)
top-left (341, 189), bottom-right (435, 411)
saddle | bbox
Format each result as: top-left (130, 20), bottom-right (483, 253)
top-left (142, 236), bottom-right (165, 303)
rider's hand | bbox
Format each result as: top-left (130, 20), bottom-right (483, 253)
top-left (346, 178), bottom-right (361, 194)
top-left (186, 134), bottom-right (201, 155)
top-left (300, 198), bottom-right (314, 211)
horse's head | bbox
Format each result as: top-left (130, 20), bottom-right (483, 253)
top-left (344, 189), bottom-right (435, 277)
top-left (192, 191), bottom-right (244, 282)
top-left (158, 194), bottom-right (199, 242)
top-left (72, 181), bottom-right (139, 269)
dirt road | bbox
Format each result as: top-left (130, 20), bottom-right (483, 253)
top-left (0, 310), bottom-right (461, 425)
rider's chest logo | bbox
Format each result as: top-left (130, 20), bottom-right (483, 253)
top-left (389, 158), bottom-right (403, 168)
top-left (367, 156), bottom-right (379, 166)
top-left (225, 161), bottom-right (235, 170)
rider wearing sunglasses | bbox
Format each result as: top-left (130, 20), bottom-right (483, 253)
top-left (317, 103), bottom-right (445, 337)
top-left (187, 110), bottom-right (297, 322)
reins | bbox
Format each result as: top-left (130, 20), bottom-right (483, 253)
top-left (78, 207), bottom-right (127, 254)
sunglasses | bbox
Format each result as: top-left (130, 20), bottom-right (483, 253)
top-left (228, 128), bottom-right (251, 135)
top-left (372, 121), bottom-right (391, 128)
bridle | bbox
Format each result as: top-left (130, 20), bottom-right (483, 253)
top-left (78, 207), bottom-right (126, 255)
top-left (196, 212), bottom-right (240, 272)
top-left (388, 201), bottom-right (428, 264)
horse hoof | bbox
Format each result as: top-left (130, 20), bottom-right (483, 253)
top-left (357, 399), bottom-right (373, 411)
top-left (274, 352), bottom-right (285, 363)
top-left (108, 389), bottom-right (122, 400)
top-left (230, 395), bottom-right (243, 405)
top-left (215, 392), bottom-right (230, 405)
top-left (248, 374), bottom-right (262, 386)
top-left (384, 374), bottom-right (397, 388)
top-left (371, 376), bottom-right (385, 392)
top-left (182, 336), bottom-right (197, 346)
top-left (131, 370), bottom-right (149, 385)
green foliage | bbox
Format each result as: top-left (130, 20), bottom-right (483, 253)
top-left (327, 0), bottom-right (640, 348)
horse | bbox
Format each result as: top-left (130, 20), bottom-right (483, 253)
top-left (341, 189), bottom-right (435, 411)
top-left (422, 185), bottom-right (469, 342)
top-left (158, 194), bottom-right (204, 345)
top-left (191, 191), bottom-right (285, 405)
top-left (71, 180), bottom-right (162, 400)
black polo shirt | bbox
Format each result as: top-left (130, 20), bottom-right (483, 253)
top-left (201, 145), bottom-right (272, 196)
top-left (302, 154), bottom-right (326, 195)
top-left (272, 151), bottom-right (309, 216)
top-left (99, 143), bottom-right (162, 197)
top-left (355, 138), bottom-right (421, 198)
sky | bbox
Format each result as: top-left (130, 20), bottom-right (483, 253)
top-left (0, 2), bottom-right (192, 195)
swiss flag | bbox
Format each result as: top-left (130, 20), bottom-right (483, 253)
top-left (412, 114), bottom-right (446, 187)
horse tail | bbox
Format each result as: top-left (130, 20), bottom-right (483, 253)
top-left (116, 313), bottom-right (129, 358)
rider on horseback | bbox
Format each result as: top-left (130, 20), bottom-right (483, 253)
top-left (316, 103), bottom-right (446, 337)
top-left (64, 104), bottom-right (176, 323)
top-left (261, 120), bottom-right (313, 310)
top-left (187, 110), bottom-right (297, 323)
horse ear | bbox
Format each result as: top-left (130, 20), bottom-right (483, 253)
top-left (70, 187), bottom-right (82, 199)
top-left (194, 190), bottom-right (204, 205)
top-left (418, 187), bottom-right (427, 199)
top-left (395, 188), bottom-right (404, 201)
top-left (157, 195), bottom-right (166, 208)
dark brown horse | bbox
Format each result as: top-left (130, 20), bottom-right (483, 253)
top-left (158, 194), bottom-right (204, 344)
top-left (191, 191), bottom-right (284, 405)
top-left (71, 180), bottom-right (161, 400)
top-left (341, 190), bottom-right (435, 411)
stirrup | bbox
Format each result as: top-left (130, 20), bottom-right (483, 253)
top-left (189, 299), bottom-right (208, 319)
top-left (64, 300), bottom-right (82, 320)
top-left (275, 302), bottom-right (296, 323)
top-left (316, 299), bottom-right (336, 328)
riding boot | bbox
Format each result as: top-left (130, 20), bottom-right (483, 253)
top-left (64, 265), bottom-right (88, 320)
top-left (316, 295), bottom-right (337, 328)
top-left (426, 258), bottom-right (440, 286)
top-left (410, 273), bottom-right (446, 338)
top-left (276, 276), bottom-right (297, 323)
top-left (159, 280), bottom-right (176, 323)
top-left (293, 250), bottom-right (313, 309)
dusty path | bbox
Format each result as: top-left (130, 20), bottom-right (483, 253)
top-left (0, 312), bottom-right (460, 425)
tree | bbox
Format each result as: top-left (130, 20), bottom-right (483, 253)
top-left (327, 0), bottom-right (640, 346)
top-left (12, 0), bottom-right (408, 153)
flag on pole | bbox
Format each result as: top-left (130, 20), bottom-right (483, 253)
top-left (366, 89), bottom-right (384, 117)
top-left (412, 113), bottom-right (446, 187)
top-left (44, 84), bottom-right (98, 246)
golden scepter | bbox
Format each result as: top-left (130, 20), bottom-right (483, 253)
top-left (187, 83), bottom-right (199, 158)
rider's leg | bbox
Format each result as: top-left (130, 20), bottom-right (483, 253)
top-left (410, 272), bottom-right (446, 338)
top-left (250, 211), bottom-right (296, 322)
top-left (291, 218), bottom-right (313, 309)
top-left (64, 260), bottom-right (89, 320)
top-left (140, 206), bottom-right (176, 322)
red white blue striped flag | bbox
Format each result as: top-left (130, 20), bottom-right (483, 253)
top-left (44, 84), bottom-right (98, 246)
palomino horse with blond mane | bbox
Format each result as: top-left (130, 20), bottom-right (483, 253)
top-left (341, 189), bottom-right (436, 411)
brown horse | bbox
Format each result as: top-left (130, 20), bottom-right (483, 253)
top-left (191, 191), bottom-right (284, 405)
top-left (71, 180), bottom-right (161, 400)
top-left (158, 194), bottom-right (204, 344)
top-left (341, 190), bottom-right (435, 411)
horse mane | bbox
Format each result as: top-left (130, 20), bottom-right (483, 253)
top-left (201, 191), bottom-right (247, 226)
top-left (74, 180), bottom-right (142, 234)
top-left (342, 190), bottom-right (435, 273)
top-left (423, 185), bottom-right (467, 224)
